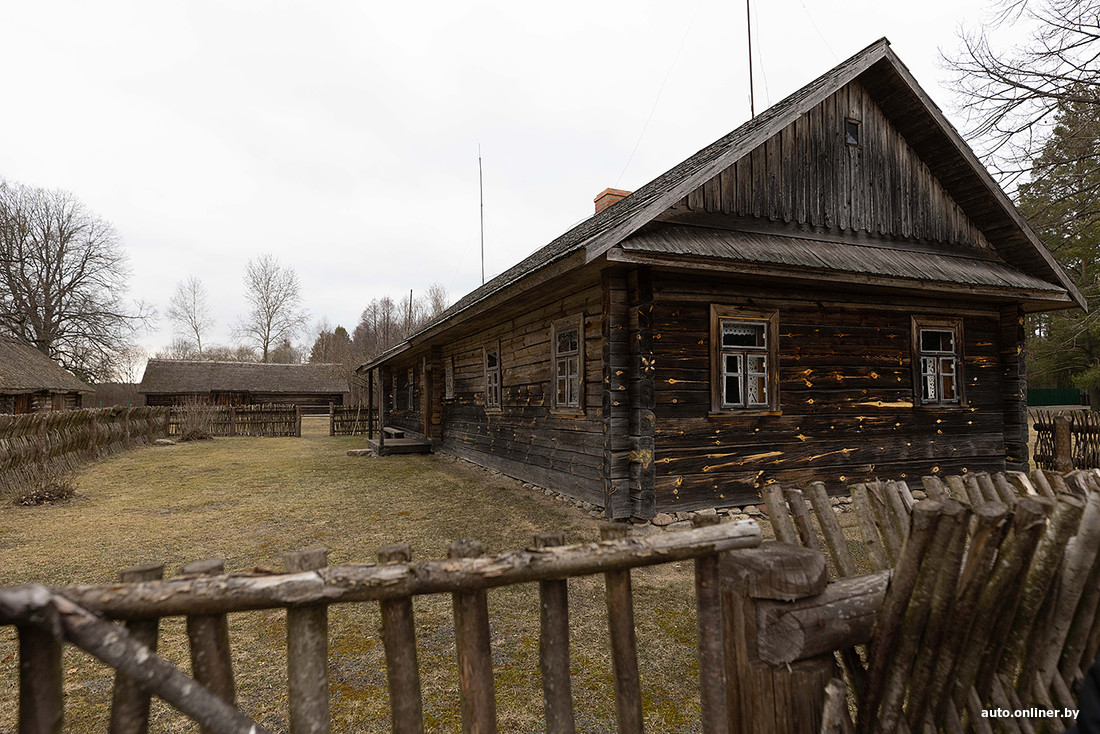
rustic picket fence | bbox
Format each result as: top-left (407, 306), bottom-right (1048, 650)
top-left (0, 407), bottom-right (169, 494)
top-left (167, 403), bottom-right (302, 438)
top-left (0, 521), bottom-right (760, 734)
top-left (330, 403), bottom-right (376, 436)
top-left (1033, 409), bottom-right (1100, 470)
top-left (761, 468), bottom-right (1100, 733)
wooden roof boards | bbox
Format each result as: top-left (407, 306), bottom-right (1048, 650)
top-left (362, 38), bottom-right (1080, 370)
top-left (0, 338), bottom-right (92, 394)
top-left (139, 360), bottom-right (349, 396)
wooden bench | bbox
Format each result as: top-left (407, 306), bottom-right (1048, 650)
top-left (382, 427), bottom-right (405, 439)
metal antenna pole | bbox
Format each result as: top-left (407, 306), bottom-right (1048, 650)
top-left (479, 145), bottom-right (485, 285)
top-left (747, 0), bottom-right (755, 118)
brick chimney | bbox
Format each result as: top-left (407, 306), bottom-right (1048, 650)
top-left (594, 187), bottom-right (632, 214)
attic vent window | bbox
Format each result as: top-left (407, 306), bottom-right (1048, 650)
top-left (845, 119), bottom-right (861, 146)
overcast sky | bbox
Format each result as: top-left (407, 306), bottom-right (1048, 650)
top-left (0, 0), bottom-right (1004, 364)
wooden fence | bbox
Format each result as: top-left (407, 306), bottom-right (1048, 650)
top-left (167, 403), bottom-right (302, 438)
top-left (1033, 409), bottom-right (1100, 470)
top-left (759, 468), bottom-right (1100, 732)
top-left (330, 403), bottom-right (376, 436)
top-left (0, 521), bottom-right (760, 733)
top-left (0, 407), bottom-right (169, 494)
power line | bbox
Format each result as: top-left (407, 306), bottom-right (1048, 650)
top-left (615, 0), bottom-right (705, 188)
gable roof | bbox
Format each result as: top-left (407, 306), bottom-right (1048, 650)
top-left (138, 360), bottom-right (349, 395)
top-left (364, 38), bottom-right (1081, 370)
top-left (0, 338), bottom-right (93, 394)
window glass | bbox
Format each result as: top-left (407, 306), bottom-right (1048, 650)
top-left (723, 321), bottom-right (766, 348)
top-left (553, 324), bottom-right (581, 410)
top-left (917, 325), bottom-right (960, 405)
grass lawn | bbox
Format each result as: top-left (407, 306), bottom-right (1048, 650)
top-left (0, 418), bottom-right (710, 732)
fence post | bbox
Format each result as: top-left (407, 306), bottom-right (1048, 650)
top-left (18, 622), bottom-right (63, 734)
top-left (721, 543), bottom-right (835, 734)
top-left (378, 544), bottom-right (424, 734)
top-left (295, 405), bottom-right (302, 437)
top-left (600, 524), bottom-right (643, 734)
top-left (109, 563), bottom-right (165, 734)
top-left (1055, 415), bottom-right (1073, 472)
top-left (449, 539), bottom-right (497, 734)
top-left (180, 558), bottom-right (236, 734)
top-left (285, 548), bottom-right (330, 734)
top-left (692, 514), bottom-right (728, 734)
top-left (329, 403), bottom-right (334, 437)
top-left (534, 532), bottom-right (576, 734)
top-left (229, 406), bottom-right (236, 437)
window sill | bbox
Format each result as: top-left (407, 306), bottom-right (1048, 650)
top-left (484, 407), bottom-right (503, 415)
top-left (550, 408), bottom-right (586, 419)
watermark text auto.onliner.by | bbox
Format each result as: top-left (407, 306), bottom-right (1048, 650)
top-left (982, 708), bottom-right (1079, 720)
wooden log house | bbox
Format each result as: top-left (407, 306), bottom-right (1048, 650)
top-left (0, 337), bottom-right (93, 414)
top-left (139, 360), bottom-right (349, 413)
top-left (359, 39), bottom-right (1084, 519)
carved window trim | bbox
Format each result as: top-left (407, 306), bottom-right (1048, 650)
top-left (484, 343), bottom-right (502, 412)
top-left (551, 314), bottom-right (585, 415)
top-left (709, 305), bottom-right (780, 415)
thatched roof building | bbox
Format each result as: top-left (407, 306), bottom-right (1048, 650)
top-left (0, 338), bottom-right (93, 414)
top-left (139, 360), bottom-right (350, 411)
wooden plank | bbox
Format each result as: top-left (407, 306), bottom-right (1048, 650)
top-left (285, 549), bottom-right (330, 734)
top-left (449, 540), bottom-right (498, 734)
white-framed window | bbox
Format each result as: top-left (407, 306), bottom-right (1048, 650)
top-left (710, 306), bottom-right (779, 413)
top-left (551, 316), bottom-right (584, 412)
top-left (444, 356), bottom-right (455, 400)
top-left (913, 317), bottom-right (964, 406)
top-left (484, 345), bottom-right (501, 410)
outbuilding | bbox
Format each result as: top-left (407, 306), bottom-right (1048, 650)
top-left (0, 338), bottom-right (93, 414)
top-left (359, 39), bottom-right (1082, 519)
top-left (139, 360), bottom-right (349, 413)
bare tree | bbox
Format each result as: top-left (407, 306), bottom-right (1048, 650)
top-left (944, 0), bottom-right (1100, 181)
top-left (166, 276), bottom-right (214, 354)
top-left (235, 253), bottom-right (309, 362)
top-left (0, 179), bottom-right (151, 382)
top-left (423, 282), bottom-right (450, 319)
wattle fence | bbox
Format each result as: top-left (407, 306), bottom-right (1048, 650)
top-left (0, 407), bottom-right (169, 497)
top-left (330, 404), bottom-right (376, 436)
top-left (1033, 409), bottom-right (1100, 470)
top-left (167, 404), bottom-right (302, 438)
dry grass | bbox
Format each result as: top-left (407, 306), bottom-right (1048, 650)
top-left (0, 417), bottom-right (707, 732)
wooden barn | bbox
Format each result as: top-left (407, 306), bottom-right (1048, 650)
top-left (139, 360), bottom-right (349, 413)
top-left (359, 39), bottom-right (1083, 519)
top-left (0, 338), bottom-right (93, 414)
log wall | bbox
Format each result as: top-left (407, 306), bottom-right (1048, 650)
top-left (651, 272), bottom-right (1011, 511)
top-left (436, 279), bottom-right (606, 505)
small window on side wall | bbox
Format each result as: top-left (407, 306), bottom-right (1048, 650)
top-left (391, 374), bottom-right (398, 410)
top-left (710, 306), bottom-right (780, 414)
top-left (551, 315), bottom-right (584, 413)
top-left (484, 345), bottom-right (502, 410)
top-left (912, 317), bottom-right (964, 407)
top-left (444, 356), bottom-right (455, 400)
top-left (407, 367), bottom-right (415, 411)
